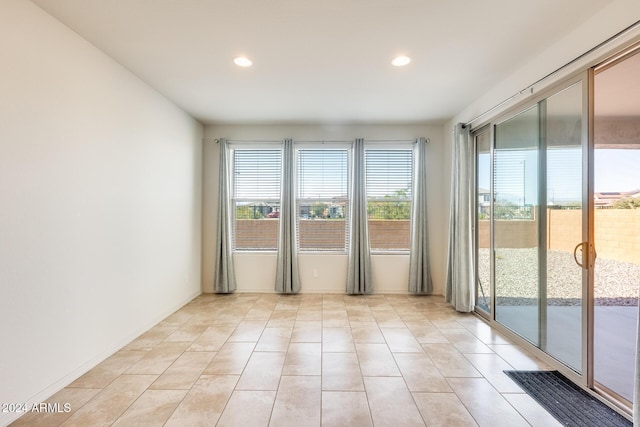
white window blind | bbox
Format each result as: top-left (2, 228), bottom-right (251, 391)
top-left (232, 148), bottom-right (281, 250)
top-left (296, 149), bottom-right (349, 251)
top-left (365, 148), bottom-right (413, 251)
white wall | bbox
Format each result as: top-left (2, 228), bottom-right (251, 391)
top-left (0, 1), bottom-right (203, 424)
top-left (202, 123), bottom-right (446, 295)
top-left (448, 0), bottom-right (640, 129)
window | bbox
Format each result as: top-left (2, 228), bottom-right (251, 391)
top-left (365, 148), bottom-right (413, 251)
top-left (296, 148), bottom-right (349, 251)
top-left (231, 148), bottom-right (281, 250)
top-left (228, 143), bottom-right (412, 253)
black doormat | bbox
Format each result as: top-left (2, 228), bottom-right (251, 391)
top-left (504, 370), bottom-right (631, 427)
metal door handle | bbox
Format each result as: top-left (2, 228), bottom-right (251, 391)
top-left (573, 242), bottom-right (585, 268)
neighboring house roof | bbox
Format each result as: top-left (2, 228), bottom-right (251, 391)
top-left (594, 190), bottom-right (640, 206)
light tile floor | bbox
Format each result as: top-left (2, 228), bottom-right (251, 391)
top-left (10, 293), bottom-right (563, 427)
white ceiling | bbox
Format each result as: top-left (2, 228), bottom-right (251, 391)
top-left (31, 0), bottom-right (613, 124)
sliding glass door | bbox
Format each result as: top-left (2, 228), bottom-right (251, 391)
top-left (494, 105), bottom-right (541, 346)
top-left (593, 49), bottom-right (640, 403)
top-left (477, 75), bottom-right (587, 373)
top-left (544, 82), bottom-right (585, 372)
top-left (473, 45), bottom-right (640, 412)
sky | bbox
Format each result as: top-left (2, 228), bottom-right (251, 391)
top-left (594, 149), bottom-right (640, 193)
top-left (477, 148), bottom-right (640, 205)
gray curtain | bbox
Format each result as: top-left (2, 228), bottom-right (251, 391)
top-left (275, 139), bottom-right (301, 293)
top-left (214, 138), bottom-right (236, 293)
top-left (347, 138), bottom-right (373, 294)
top-left (445, 124), bottom-right (474, 312)
top-left (409, 137), bottom-right (433, 294)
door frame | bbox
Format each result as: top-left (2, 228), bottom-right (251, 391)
top-left (589, 44), bottom-right (640, 409)
top-left (470, 69), bottom-right (632, 410)
top-left (469, 39), bottom-right (640, 418)
top-left (472, 124), bottom-right (493, 322)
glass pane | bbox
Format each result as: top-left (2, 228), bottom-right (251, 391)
top-left (366, 149), bottom-right (413, 251)
top-left (232, 149), bottom-right (281, 251)
top-left (297, 149), bottom-right (349, 252)
top-left (297, 201), bottom-right (347, 251)
top-left (298, 149), bottom-right (348, 198)
top-left (494, 105), bottom-right (540, 345)
top-left (475, 131), bottom-right (491, 313)
top-left (233, 150), bottom-right (281, 198)
top-left (594, 52), bottom-right (640, 402)
top-left (545, 82), bottom-right (583, 371)
top-left (367, 200), bottom-right (410, 250)
top-left (234, 201), bottom-right (280, 250)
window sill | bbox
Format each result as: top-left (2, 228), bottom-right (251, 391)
top-left (298, 251), bottom-right (348, 255)
top-left (232, 250), bottom-right (409, 256)
top-left (233, 251), bottom-right (277, 255)
top-left (371, 251), bottom-right (410, 255)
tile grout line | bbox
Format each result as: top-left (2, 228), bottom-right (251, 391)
top-left (13, 293), bottom-right (555, 427)
top-left (212, 296), bottom-right (262, 426)
top-left (390, 294), bottom-right (430, 427)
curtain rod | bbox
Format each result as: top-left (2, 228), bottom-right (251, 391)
top-left (292, 140), bottom-right (352, 143)
top-left (464, 19), bottom-right (640, 128)
top-left (215, 139), bottom-right (282, 143)
top-left (364, 139), bottom-right (427, 143)
top-left (215, 138), bottom-right (427, 143)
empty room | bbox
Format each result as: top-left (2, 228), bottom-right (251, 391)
top-left (1, 0), bottom-right (640, 426)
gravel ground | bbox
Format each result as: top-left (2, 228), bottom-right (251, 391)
top-left (477, 248), bottom-right (640, 306)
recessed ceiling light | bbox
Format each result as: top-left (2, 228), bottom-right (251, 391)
top-left (234, 56), bottom-right (253, 67)
top-left (391, 55), bottom-right (411, 67)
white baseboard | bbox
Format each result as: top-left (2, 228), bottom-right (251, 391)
top-left (201, 289), bottom-right (444, 296)
top-left (1, 289), bottom-right (201, 427)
